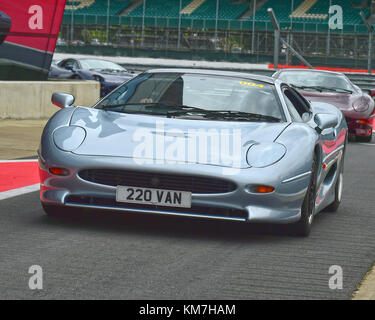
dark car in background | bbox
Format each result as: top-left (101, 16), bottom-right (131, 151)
top-left (50, 58), bottom-right (136, 97)
top-left (273, 69), bottom-right (375, 142)
top-left (0, 11), bottom-right (11, 45)
top-left (48, 61), bottom-right (74, 79)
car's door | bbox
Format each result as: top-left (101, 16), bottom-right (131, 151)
top-left (282, 85), bottom-right (340, 197)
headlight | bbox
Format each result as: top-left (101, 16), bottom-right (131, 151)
top-left (353, 96), bottom-right (370, 112)
top-left (246, 142), bottom-right (286, 168)
top-left (53, 126), bottom-right (86, 151)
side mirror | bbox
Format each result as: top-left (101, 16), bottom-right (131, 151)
top-left (314, 113), bottom-right (338, 133)
top-left (51, 93), bottom-right (75, 109)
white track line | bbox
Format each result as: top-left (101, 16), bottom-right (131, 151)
top-left (0, 184), bottom-right (40, 201)
top-left (0, 159), bottom-right (38, 163)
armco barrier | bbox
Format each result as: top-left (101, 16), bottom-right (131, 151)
top-left (0, 81), bottom-right (100, 119)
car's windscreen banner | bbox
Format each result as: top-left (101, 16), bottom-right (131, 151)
top-left (0, 0), bottom-right (66, 80)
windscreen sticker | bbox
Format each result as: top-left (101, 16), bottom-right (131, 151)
top-left (239, 81), bottom-right (264, 88)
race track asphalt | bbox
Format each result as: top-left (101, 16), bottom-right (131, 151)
top-left (0, 140), bottom-right (374, 300)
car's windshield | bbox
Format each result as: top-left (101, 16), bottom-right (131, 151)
top-left (95, 73), bottom-right (284, 122)
top-left (277, 71), bottom-right (354, 93)
top-left (79, 59), bottom-right (125, 71)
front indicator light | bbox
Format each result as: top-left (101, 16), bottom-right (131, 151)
top-left (246, 185), bottom-right (275, 193)
top-left (256, 185), bottom-right (275, 193)
top-left (357, 119), bottom-right (367, 124)
top-left (49, 167), bottom-right (69, 176)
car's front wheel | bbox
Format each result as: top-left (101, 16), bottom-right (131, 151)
top-left (290, 156), bottom-right (317, 237)
top-left (326, 167), bottom-right (344, 212)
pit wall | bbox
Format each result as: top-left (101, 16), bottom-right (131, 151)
top-left (0, 81), bottom-right (100, 119)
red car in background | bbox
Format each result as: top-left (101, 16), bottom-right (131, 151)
top-left (273, 69), bottom-right (375, 142)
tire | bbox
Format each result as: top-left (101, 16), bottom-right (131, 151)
top-left (41, 202), bottom-right (67, 217)
top-left (326, 166), bottom-right (344, 213)
top-left (290, 156), bottom-right (317, 237)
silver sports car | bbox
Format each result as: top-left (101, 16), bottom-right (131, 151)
top-left (38, 69), bottom-right (347, 236)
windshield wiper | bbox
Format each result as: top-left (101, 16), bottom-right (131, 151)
top-left (100, 103), bottom-right (281, 122)
top-left (162, 104), bottom-right (215, 114)
top-left (168, 109), bottom-right (281, 122)
top-left (291, 84), bottom-right (323, 92)
top-left (151, 104), bottom-right (281, 122)
top-left (201, 110), bottom-right (281, 122)
top-left (324, 87), bottom-right (353, 94)
top-left (101, 106), bottom-right (165, 116)
top-left (291, 84), bottom-right (352, 94)
top-left (101, 102), bottom-right (207, 112)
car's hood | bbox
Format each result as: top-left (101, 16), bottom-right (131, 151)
top-left (300, 90), bottom-right (355, 109)
top-left (69, 107), bottom-right (289, 168)
top-left (299, 90), bottom-right (374, 118)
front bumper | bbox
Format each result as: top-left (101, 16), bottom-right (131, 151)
top-left (346, 118), bottom-right (373, 137)
top-left (38, 150), bottom-right (310, 224)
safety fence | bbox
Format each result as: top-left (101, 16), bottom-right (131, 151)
top-left (59, 13), bottom-right (374, 70)
top-left (62, 13), bottom-right (371, 34)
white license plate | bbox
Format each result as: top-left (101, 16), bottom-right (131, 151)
top-left (116, 186), bottom-right (192, 208)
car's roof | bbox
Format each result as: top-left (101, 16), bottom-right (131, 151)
top-left (78, 58), bottom-right (112, 61)
top-left (276, 68), bottom-right (345, 76)
top-left (146, 68), bottom-right (276, 84)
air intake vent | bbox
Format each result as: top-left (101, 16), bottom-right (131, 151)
top-left (78, 169), bottom-right (237, 194)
